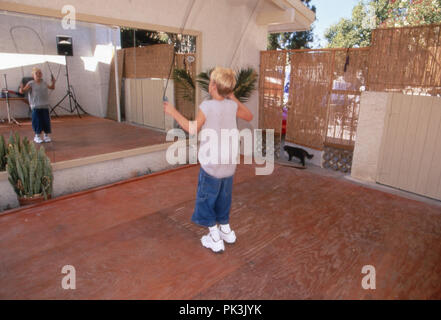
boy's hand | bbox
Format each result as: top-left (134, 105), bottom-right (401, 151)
top-left (19, 82), bottom-right (28, 94)
top-left (163, 101), bottom-right (175, 116)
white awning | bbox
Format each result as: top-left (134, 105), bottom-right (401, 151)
top-left (257, 0), bottom-right (315, 33)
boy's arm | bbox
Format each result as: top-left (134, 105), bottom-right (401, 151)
top-left (229, 93), bottom-right (253, 122)
top-left (19, 81), bottom-right (32, 94)
top-left (164, 102), bottom-right (205, 134)
top-left (47, 75), bottom-right (56, 90)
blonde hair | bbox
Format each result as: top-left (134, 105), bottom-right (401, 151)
top-left (210, 67), bottom-right (236, 97)
top-left (32, 67), bottom-right (41, 75)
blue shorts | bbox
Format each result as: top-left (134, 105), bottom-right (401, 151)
top-left (191, 167), bottom-right (234, 228)
top-left (31, 108), bottom-right (51, 134)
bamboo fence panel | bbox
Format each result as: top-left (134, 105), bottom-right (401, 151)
top-left (286, 50), bottom-right (333, 150)
top-left (175, 53), bottom-right (196, 77)
top-left (259, 51), bottom-right (286, 135)
top-left (369, 24), bottom-right (441, 95)
top-left (174, 53), bottom-right (196, 120)
top-left (325, 49), bottom-right (370, 148)
top-left (123, 44), bottom-right (174, 79)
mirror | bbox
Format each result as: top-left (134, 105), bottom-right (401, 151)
top-left (0, 10), bottom-right (197, 164)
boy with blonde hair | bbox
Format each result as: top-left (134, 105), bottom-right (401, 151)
top-left (164, 67), bottom-right (253, 253)
top-left (19, 67), bottom-right (56, 143)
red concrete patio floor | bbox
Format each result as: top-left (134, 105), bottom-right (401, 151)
top-left (0, 164), bottom-right (440, 299)
top-left (0, 115), bottom-right (167, 163)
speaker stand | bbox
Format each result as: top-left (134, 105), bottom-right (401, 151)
top-left (2, 74), bottom-right (20, 125)
top-left (50, 56), bottom-right (88, 118)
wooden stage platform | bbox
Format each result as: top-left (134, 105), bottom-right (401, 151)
top-left (0, 115), bottom-right (167, 163)
top-left (0, 164), bottom-right (440, 299)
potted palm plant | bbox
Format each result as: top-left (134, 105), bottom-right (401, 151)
top-left (6, 133), bottom-right (53, 206)
top-left (197, 67), bottom-right (258, 102)
top-left (173, 67), bottom-right (258, 103)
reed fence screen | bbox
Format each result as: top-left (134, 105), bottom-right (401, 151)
top-left (174, 53), bottom-right (196, 120)
top-left (286, 50), bottom-right (333, 150)
top-left (259, 24), bottom-right (441, 151)
top-left (258, 51), bottom-right (287, 139)
top-left (369, 25), bottom-right (441, 95)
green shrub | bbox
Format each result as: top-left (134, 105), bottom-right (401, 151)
top-left (0, 135), bottom-right (7, 171)
top-left (6, 133), bottom-right (53, 199)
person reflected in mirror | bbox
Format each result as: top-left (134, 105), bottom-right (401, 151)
top-left (19, 67), bottom-right (55, 144)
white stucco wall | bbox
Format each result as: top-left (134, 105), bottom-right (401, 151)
top-left (0, 10), bottom-right (118, 119)
top-left (2, 0), bottom-right (268, 129)
top-left (190, 0), bottom-right (267, 130)
top-left (351, 91), bottom-right (389, 183)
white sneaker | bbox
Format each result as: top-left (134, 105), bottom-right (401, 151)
top-left (201, 233), bottom-right (225, 253)
top-left (34, 135), bottom-right (43, 144)
top-left (218, 226), bottom-right (237, 244)
top-left (43, 135), bottom-right (51, 143)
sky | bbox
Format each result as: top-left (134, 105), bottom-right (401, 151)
top-left (310, 0), bottom-right (362, 48)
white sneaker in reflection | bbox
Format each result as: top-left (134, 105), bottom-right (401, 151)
top-left (34, 135), bottom-right (43, 144)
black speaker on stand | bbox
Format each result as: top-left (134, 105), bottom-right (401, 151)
top-left (50, 35), bottom-right (88, 118)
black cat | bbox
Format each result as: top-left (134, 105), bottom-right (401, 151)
top-left (283, 146), bottom-right (314, 167)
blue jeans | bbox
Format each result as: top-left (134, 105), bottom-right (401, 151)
top-left (31, 108), bottom-right (51, 134)
top-left (191, 167), bottom-right (234, 228)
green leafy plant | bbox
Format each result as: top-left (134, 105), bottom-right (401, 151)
top-left (8, 131), bottom-right (20, 147)
top-left (173, 68), bottom-right (195, 103)
top-left (195, 69), bottom-right (212, 94)
top-left (6, 133), bottom-right (53, 200)
top-left (0, 132), bottom-right (20, 172)
top-left (232, 68), bottom-right (258, 103)
top-left (0, 135), bottom-right (7, 171)
top-left (197, 67), bottom-right (258, 103)
top-left (174, 67), bottom-right (258, 103)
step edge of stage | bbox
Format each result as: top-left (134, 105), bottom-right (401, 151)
top-left (0, 163), bottom-right (198, 217)
top-left (0, 141), bottom-right (176, 181)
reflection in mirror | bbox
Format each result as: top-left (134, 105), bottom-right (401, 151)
top-left (118, 27), bottom-right (197, 129)
top-left (0, 10), bottom-right (197, 167)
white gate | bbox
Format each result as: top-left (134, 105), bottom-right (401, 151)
top-left (377, 93), bottom-right (441, 200)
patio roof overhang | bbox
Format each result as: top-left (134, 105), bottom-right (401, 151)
top-left (257, 0), bottom-right (315, 33)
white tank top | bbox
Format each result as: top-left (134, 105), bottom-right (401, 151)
top-left (198, 99), bottom-right (238, 179)
top-left (28, 80), bottom-right (50, 109)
